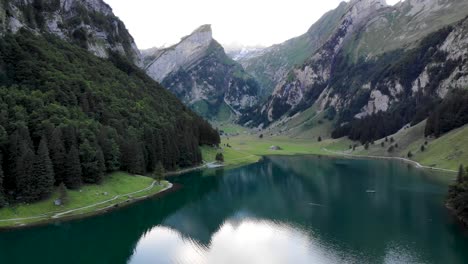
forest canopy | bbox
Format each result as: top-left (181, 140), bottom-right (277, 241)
top-left (0, 30), bottom-right (219, 205)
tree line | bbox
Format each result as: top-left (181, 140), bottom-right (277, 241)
top-left (425, 89), bottom-right (468, 137)
top-left (0, 30), bottom-right (219, 206)
top-left (330, 23), bottom-right (464, 143)
top-left (447, 165), bottom-right (468, 226)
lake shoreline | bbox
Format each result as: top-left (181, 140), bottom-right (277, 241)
top-left (0, 181), bottom-right (178, 232)
top-left (0, 148), bottom-right (456, 231)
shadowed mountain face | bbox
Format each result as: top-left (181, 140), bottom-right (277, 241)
top-left (240, 0), bottom-right (468, 138)
top-left (141, 25), bottom-right (260, 121)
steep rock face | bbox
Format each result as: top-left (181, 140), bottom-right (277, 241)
top-left (244, 0), bottom-right (468, 130)
top-left (237, 2), bottom-right (349, 99)
top-left (0, 0), bottom-right (140, 64)
top-left (254, 0), bottom-right (388, 124)
top-left (143, 25), bottom-right (213, 82)
top-left (142, 25), bottom-right (260, 120)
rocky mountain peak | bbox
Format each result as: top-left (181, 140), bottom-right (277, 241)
top-left (143, 25), bottom-right (215, 82)
top-left (346, 0), bottom-right (387, 23)
top-left (61, 0), bottom-right (113, 15)
top-left (192, 24), bottom-right (212, 34)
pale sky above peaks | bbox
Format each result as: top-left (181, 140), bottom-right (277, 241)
top-left (105, 0), bottom-right (401, 50)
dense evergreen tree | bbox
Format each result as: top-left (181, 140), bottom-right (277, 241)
top-left (64, 146), bottom-right (82, 189)
top-left (80, 140), bottom-right (103, 184)
top-left (58, 182), bottom-right (68, 205)
top-left (153, 161), bottom-right (165, 184)
top-left (49, 128), bottom-right (67, 185)
top-left (425, 89), bottom-right (468, 137)
top-left (0, 151), bottom-right (5, 207)
top-left (16, 142), bottom-right (36, 202)
top-left (96, 147), bottom-right (106, 179)
top-left (121, 139), bottom-right (146, 175)
top-left (458, 165), bottom-right (465, 184)
top-left (216, 153), bottom-right (225, 162)
top-left (34, 138), bottom-right (55, 199)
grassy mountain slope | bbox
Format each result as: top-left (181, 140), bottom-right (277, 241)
top-left (345, 0), bottom-right (468, 60)
top-left (340, 121), bottom-right (468, 170)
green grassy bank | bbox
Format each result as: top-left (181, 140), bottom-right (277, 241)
top-left (0, 172), bottom-right (169, 228)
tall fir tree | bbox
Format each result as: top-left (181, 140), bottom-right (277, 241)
top-left (153, 161), bottom-right (165, 184)
top-left (121, 139), bottom-right (145, 175)
top-left (34, 138), bottom-right (55, 199)
top-left (97, 127), bottom-right (120, 172)
top-left (64, 145), bottom-right (82, 189)
top-left (49, 128), bottom-right (67, 185)
top-left (6, 131), bottom-right (21, 190)
top-left (96, 147), bottom-right (106, 182)
top-left (0, 151), bottom-right (5, 207)
top-left (80, 140), bottom-right (102, 184)
top-left (457, 164), bottom-right (465, 184)
top-left (16, 141), bottom-right (36, 202)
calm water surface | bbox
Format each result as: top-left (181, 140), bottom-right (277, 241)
top-left (1, 156), bottom-right (468, 264)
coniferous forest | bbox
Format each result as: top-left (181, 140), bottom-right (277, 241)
top-left (0, 30), bottom-right (220, 206)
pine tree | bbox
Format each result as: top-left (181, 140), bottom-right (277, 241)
top-left (64, 145), bottom-right (82, 189)
top-left (49, 128), bottom-right (67, 185)
top-left (105, 139), bottom-right (120, 172)
top-left (80, 140), bottom-right (102, 184)
top-left (216, 153), bottom-right (224, 162)
top-left (16, 142), bottom-right (36, 202)
top-left (153, 161), bottom-right (165, 184)
top-left (457, 164), bottom-right (465, 184)
top-left (34, 138), bottom-right (55, 199)
top-left (0, 152), bottom-right (6, 207)
top-left (7, 131), bottom-right (21, 190)
top-left (96, 147), bottom-right (106, 181)
top-left (98, 128), bottom-right (120, 172)
top-left (58, 183), bottom-right (68, 205)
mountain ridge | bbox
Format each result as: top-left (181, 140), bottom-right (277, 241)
top-left (142, 25), bottom-right (260, 120)
top-left (240, 0), bottom-right (468, 135)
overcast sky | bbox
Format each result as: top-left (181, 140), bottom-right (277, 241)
top-left (105, 0), bottom-right (401, 50)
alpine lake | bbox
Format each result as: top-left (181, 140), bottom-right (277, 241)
top-left (1, 155), bottom-right (468, 264)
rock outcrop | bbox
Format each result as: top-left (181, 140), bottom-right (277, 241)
top-left (142, 25), bottom-right (260, 120)
top-left (0, 0), bottom-right (141, 65)
top-left (242, 0), bottom-right (468, 131)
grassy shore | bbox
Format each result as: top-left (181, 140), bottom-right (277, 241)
top-left (204, 125), bottom-right (463, 172)
top-left (0, 172), bottom-right (170, 228)
top-left (2, 122), bottom-right (464, 228)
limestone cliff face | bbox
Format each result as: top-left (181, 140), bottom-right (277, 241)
top-left (243, 0), bottom-right (468, 128)
top-left (259, 0), bottom-right (388, 123)
top-left (143, 25), bottom-right (213, 82)
top-left (0, 0), bottom-right (140, 65)
top-left (142, 25), bottom-right (260, 119)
